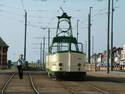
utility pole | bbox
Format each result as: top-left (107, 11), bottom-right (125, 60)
top-left (0, 47), bottom-right (3, 68)
top-left (48, 28), bottom-right (50, 54)
top-left (24, 11), bottom-right (27, 61)
top-left (77, 19), bottom-right (79, 41)
top-left (85, 40), bottom-right (87, 55)
top-left (42, 37), bottom-right (45, 70)
top-left (40, 42), bottom-right (42, 70)
top-left (111, 0), bottom-right (114, 71)
top-left (92, 36), bottom-right (94, 57)
top-left (88, 7), bottom-right (92, 64)
top-left (107, 0), bottom-right (111, 74)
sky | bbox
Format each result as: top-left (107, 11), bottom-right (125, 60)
top-left (0, 0), bottom-right (125, 62)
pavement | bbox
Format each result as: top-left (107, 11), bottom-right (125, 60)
top-left (95, 70), bottom-right (125, 74)
top-left (0, 69), bottom-right (16, 74)
top-left (87, 70), bottom-right (125, 78)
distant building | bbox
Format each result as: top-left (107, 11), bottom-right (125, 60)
top-left (113, 47), bottom-right (123, 65)
top-left (0, 37), bottom-right (9, 69)
top-left (96, 51), bottom-right (108, 67)
top-left (120, 44), bottom-right (125, 65)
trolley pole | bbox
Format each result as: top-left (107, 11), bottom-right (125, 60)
top-left (88, 7), bottom-right (92, 64)
top-left (111, 0), bottom-right (114, 71)
top-left (107, 0), bottom-right (111, 74)
top-left (24, 10), bottom-right (28, 69)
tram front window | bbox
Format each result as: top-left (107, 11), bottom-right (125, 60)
top-left (51, 43), bottom-right (69, 54)
top-left (51, 43), bottom-right (83, 54)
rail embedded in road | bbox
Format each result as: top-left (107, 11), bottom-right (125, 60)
top-left (1, 72), bottom-right (16, 94)
top-left (28, 73), bottom-right (40, 94)
top-left (88, 83), bottom-right (111, 94)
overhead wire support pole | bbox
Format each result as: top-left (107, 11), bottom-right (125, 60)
top-left (48, 28), bottom-right (50, 54)
top-left (1, 47), bottom-right (3, 68)
top-left (107, 0), bottom-right (111, 74)
top-left (42, 37), bottom-right (45, 70)
top-left (21, 0), bottom-right (28, 69)
top-left (88, 7), bottom-right (92, 64)
top-left (40, 42), bottom-right (42, 70)
top-left (111, 0), bottom-right (114, 71)
top-left (92, 36), bottom-right (94, 57)
top-left (77, 19), bottom-right (79, 41)
top-left (24, 10), bottom-right (27, 62)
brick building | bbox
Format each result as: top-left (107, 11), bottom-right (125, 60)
top-left (0, 37), bottom-right (9, 69)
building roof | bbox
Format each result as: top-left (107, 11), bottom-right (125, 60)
top-left (0, 37), bottom-right (9, 47)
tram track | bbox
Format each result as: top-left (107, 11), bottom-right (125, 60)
top-left (0, 73), bottom-right (13, 90)
top-left (29, 74), bottom-right (110, 94)
top-left (1, 72), bottom-right (16, 94)
top-left (0, 72), bottom-right (40, 94)
top-left (31, 74), bottom-right (72, 94)
top-left (31, 73), bottom-right (125, 94)
top-left (59, 81), bottom-right (112, 94)
top-left (28, 73), bottom-right (40, 94)
top-left (1, 72), bottom-right (125, 94)
top-left (87, 81), bottom-right (125, 94)
top-left (87, 82), bottom-right (111, 94)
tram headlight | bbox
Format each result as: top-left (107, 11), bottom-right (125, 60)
top-left (78, 63), bottom-right (81, 67)
top-left (59, 63), bottom-right (63, 66)
top-left (78, 68), bottom-right (80, 71)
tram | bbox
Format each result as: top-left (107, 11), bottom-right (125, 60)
top-left (46, 12), bottom-right (86, 80)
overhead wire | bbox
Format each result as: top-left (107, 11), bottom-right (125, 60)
top-left (0, 0), bottom-right (111, 32)
top-left (0, 3), bottom-right (25, 20)
top-left (21, 0), bottom-right (25, 11)
top-left (44, 8), bottom-right (60, 29)
top-left (0, 3), bottom-right (23, 10)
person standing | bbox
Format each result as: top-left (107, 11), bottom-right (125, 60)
top-left (17, 54), bottom-right (25, 79)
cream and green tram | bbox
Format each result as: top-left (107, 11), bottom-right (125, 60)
top-left (46, 36), bottom-right (86, 80)
top-left (46, 12), bottom-right (86, 80)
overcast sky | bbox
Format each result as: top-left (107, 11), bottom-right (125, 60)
top-left (0, 0), bottom-right (125, 62)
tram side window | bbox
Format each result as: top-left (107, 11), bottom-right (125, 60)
top-left (71, 43), bottom-right (83, 52)
top-left (77, 43), bottom-right (83, 52)
top-left (51, 43), bottom-right (58, 54)
top-left (71, 43), bottom-right (79, 52)
top-left (51, 46), bottom-right (57, 54)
